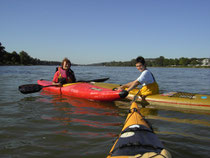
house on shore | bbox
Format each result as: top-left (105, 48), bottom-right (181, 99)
top-left (201, 58), bottom-right (210, 66)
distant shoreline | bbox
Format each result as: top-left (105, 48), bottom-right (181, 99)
top-left (1, 43), bottom-right (209, 68)
top-left (1, 64), bottom-right (209, 68)
top-left (1, 43), bottom-right (210, 68)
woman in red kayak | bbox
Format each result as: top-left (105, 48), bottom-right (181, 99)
top-left (52, 58), bottom-right (76, 86)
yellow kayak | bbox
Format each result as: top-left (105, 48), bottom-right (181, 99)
top-left (93, 82), bottom-right (210, 111)
top-left (107, 102), bottom-right (172, 158)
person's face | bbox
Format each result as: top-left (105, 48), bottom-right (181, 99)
top-left (136, 62), bottom-right (146, 72)
top-left (63, 61), bottom-right (70, 70)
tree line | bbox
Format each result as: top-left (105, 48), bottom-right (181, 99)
top-left (146, 56), bottom-right (202, 67)
top-left (96, 56), bottom-right (206, 67)
top-left (0, 43), bottom-right (60, 65)
top-left (1, 43), bottom-right (208, 67)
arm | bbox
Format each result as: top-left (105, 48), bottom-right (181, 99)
top-left (118, 80), bottom-right (140, 91)
top-left (126, 80), bottom-right (140, 92)
top-left (119, 81), bottom-right (134, 89)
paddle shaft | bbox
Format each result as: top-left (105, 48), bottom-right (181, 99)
top-left (131, 88), bottom-right (141, 103)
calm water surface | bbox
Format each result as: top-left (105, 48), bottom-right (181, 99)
top-left (0, 66), bottom-right (210, 158)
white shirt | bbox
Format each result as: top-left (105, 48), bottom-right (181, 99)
top-left (137, 69), bottom-right (155, 86)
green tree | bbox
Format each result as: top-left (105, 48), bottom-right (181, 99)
top-left (19, 51), bottom-right (31, 65)
top-left (190, 58), bottom-right (198, 66)
top-left (168, 59), bottom-right (175, 66)
top-left (3, 52), bottom-right (12, 64)
top-left (0, 42), bottom-right (7, 65)
top-left (155, 56), bottom-right (165, 66)
top-left (179, 57), bottom-right (190, 66)
top-left (163, 58), bottom-right (170, 66)
top-left (11, 51), bottom-right (20, 64)
top-left (174, 58), bottom-right (179, 66)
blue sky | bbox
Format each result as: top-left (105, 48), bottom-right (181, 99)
top-left (1, 0), bottom-right (210, 64)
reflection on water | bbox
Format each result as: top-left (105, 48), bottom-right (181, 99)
top-left (36, 91), bottom-right (210, 158)
top-left (39, 91), bottom-right (121, 137)
top-left (147, 115), bottom-right (210, 127)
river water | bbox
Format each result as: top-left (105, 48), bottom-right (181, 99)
top-left (0, 66), bottom-right (210, 158)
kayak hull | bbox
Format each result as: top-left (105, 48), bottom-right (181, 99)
top-left (107, 102), bottom-right (172, 158)
top-left (37, 80), bottom-right (127, 101)
top-left (93, 82), bottom-right (210, 111)
top-left (128, 89), bottom-right (210, 111)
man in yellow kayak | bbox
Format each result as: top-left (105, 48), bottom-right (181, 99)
top-left (117, 56), bottom-right (159, 97)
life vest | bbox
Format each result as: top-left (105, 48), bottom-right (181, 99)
top-left (140, 81), bottom-right (159, 96)
top-left (57, 67), bottom-right (76, 83)
top-left (140, 72), bottom-right (159, 96)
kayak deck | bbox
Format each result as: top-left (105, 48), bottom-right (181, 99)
top-left (128, 90), bottom-right (210, 111)
top-left (107, 102), bottom-right (172, 158)
top-left (37, 80), bottom-right (128, 101)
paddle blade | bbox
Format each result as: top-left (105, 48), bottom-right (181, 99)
top-left (77, 77), bottom-right (109, 82)
top-left (18, 84), bottom-right (43, 94)
top-left (91, 77), bottom-right (109, 82)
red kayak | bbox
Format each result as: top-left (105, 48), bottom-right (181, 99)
top-left (37, 80), bottom-right (128, 101)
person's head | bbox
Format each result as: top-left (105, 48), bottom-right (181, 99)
top-left (61, 58), bottom-right (71, 70)
top-left (135, 56), bottom-right (146, 72)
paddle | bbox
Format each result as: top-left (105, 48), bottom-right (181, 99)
top-left (19, 77), bottom-right (109, 94)
top-left (77, 77), bottom-right (109, 82)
